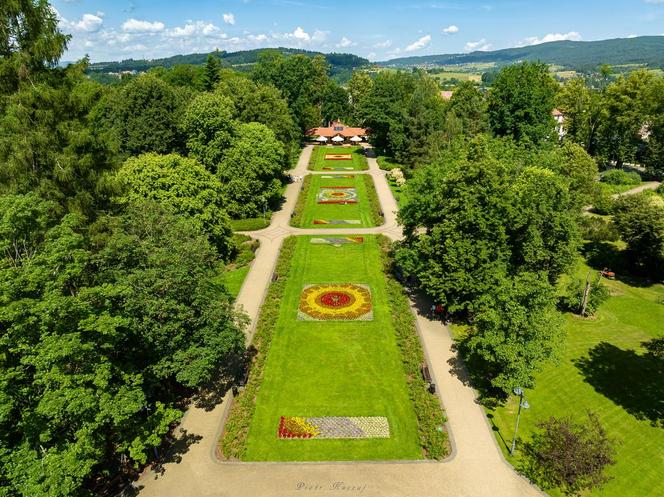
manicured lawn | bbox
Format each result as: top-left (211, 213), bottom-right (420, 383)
top-left (597, 181), bottom-right (643, 195)
top-left (387, 177), bottom-right (406, 210)
top-left (308, 146), bottom-right (368, 171)
top-left (243, 236), bottom-right (422, 461)
top-left (294, 174), bottom-right (378, 228)
top-left (486, 258), bottom-right (664, 497)
top-left (224, 266), bottom-right (250, 298)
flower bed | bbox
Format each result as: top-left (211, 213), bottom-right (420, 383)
top-left (310, 237), bottom-right (364, 245)
top-left (317, 187), bottom-right (358, 204)
top-left (298, 284), bottom-right (373, 321)
top-left (324, 154), bottom-right (352, 161)
top-left (278, 417), bottom-right (390, 439)
top-left (313, 219), bottom-right (361, 225)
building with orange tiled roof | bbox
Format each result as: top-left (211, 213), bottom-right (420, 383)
top-left (306, 120), bottom-right (368, 143)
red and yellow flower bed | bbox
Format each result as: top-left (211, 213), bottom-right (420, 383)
top-left (297, 284), bottom-right (373, 321)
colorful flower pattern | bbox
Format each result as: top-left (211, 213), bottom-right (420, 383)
top-left (317, 187), bottom-right (358, 204)
top-left (278, 417), bottom-right (390, 439)
top-left (297, 284), bottom-right (373, 321)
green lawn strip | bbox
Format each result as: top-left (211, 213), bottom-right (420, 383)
top-left (363, 175), bottom-right (384, 226)
top-left (386, 177), bottom-right (406, 210)
top-left (230, 217), bottom-right (271, 231)
top-left (296, 174), bottom-right (376, 229)
top-left (308, 146), bottom-right (368, 171)
top-left (220, 237), bottom-right (297, 460)
top-left (377, 236), bottom-right (449, 459)
top-left (242, 236), bottom-right (423, 461)
top-left (484, 258), bottom-right (664, 497)
top-left (290, 175), bottom-right (312, 227)
top-left (217, 234), bottom-right (259, 299)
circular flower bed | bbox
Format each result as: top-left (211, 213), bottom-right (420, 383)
top-left (298, 284), bottom-right (373, 321)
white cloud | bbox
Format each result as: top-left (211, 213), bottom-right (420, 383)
top-left (374, 40), bottom-right (392, 49)
top-left (223, 13), bottom-right (236, 25)
top-left (443, 25), bottom-right (459, 34)
top-left (405, 34), bottom-right (431, 52)
top-left (248, 33), bottom-right (268, 42)
top-left (336, 36), bottom-right (355, 48)
top-left (122, 18), bottom-right (165, 33)
top-left (56, 11), bottom-right (104, 33)
top-left (520, 31), bottom-right (581, 46)
top-left (168, 21), bottom-right (220, 38)
top-left (123, 43), bottom-right (147, 52)
top-left (627, 34), bottom-right (638, 38)
top-left (274, 27), bottom-right (327, 46)
top-left (464, 38), bottom-right (492, 51)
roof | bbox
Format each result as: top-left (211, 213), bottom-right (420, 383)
top-left (440, 91), bottom-right (454, 100)
top-left (306, 120), bottom-right (368, 138)
top-left (552, 108), bottom-right (564, 117)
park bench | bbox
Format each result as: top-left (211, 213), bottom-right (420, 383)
top-left (421, 363), bottom-right (436, 394)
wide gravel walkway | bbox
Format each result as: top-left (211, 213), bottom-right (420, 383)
top-left (134, 145), bottom-right (544, 497)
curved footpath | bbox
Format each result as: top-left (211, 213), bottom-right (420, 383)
top-left (135, 145), bottom-right (544, 497)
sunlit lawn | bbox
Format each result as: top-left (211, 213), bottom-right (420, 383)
top-left (486, 257), bottom-right (664, 497)
top-left (308, 146), bottom-right (368, 171)
top-left (244, 236), bottom-right (422, 461)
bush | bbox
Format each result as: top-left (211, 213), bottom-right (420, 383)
top-left (220, 237), bottom-right (296, 460)
top-left (601, 169), bottom-right (641, 186)
top-left (579, 216), bottom-right (620, 243)
top-left (290, 174), bottom-right (311, 227)
top-left (363, 175), bottom-right (384, 226)
top-left (522, 412), bottom-right (617, 496)
top-left (591, 189), bottom-right (616, 215)
top-left (561, 274), bottom-right (610, 316)
top-left (377, 236), bottom-right (449, 459)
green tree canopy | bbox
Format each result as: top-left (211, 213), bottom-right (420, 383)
top-left (217, 122), bottom-right (285, 219)
top-left (115, 153), bottom-right (233, 259)
top-left (180, 91), bottom-right (235, 172)
top-left (488, 62), bottom-right (558, 145)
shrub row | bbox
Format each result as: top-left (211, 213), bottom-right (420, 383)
top-left (219, 236), bottom-right (297, 460)
top-left (230, 217), bottom-right (271, 232)
top-left (601, 169), bottom-right (641, 186)
top-left (363, 175), bottom-right (385, 227)
top-left (377, 235), bottom-right (449, 460)
top-left (290, 174), bottom-right (312, 227)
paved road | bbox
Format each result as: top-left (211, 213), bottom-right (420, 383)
top-left (134, 145), bottom-right (544, 497)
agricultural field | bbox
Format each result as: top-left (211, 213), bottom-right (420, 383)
top-left (293, 173), bottom-right (380, 229)
top-left (242, 236), bottom-right (423, 461)
top-left (308, 146), bottom-right (369, 171)
top-left (485, 253), bottom-right (664, 497)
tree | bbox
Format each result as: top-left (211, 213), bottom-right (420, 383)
top-left (114, 153), bottom-right (233, 259)
top-left (0, 0), bottom-right (70, 98)
top-left (321, 81), bottom-right (350, 124)
top-left (556, 77), bottom-right (604, 154)
top-left (464, 272), bottom-right (564, 393)
top-left (202, 52), bottom-right (222, 91)
top-left (0, 62), bottom-right (117, 216)
top-left (217, 123), bottom-right (285, 219)
top-left (525, 412), bottom-right (616, 496)
top-left (447, 81), bottom-right (488, 137)
top-left (180, 92), bottom-right (235, 172)
top-left (90, 73), bottom-right (187, 157)
top-left (488, 62), bottom-right (558, 145)
top-left (347, 70), bottom-right (373, 125)
top-left (612, 193), bottom-right (664, 280)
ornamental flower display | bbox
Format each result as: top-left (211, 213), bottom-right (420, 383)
top-left (317, 187), bottom-right (358, 204)
top-left (298, 284), bottom-right (373, 321)
top-left (324, 154), bottom-right (352, 161)
top-left (278, 417), bottom-right (390, 439)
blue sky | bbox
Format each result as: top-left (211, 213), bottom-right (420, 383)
top-left (52, 0), bottom-right (664, 62)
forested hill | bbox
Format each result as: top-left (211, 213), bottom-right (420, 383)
top-left (86, 48), bottom-right (369, 81)
top-left (382, 36), bottom-right (664, 70)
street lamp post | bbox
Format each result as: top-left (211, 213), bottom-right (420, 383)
top-left (510, 386), bottom-right (530, 456)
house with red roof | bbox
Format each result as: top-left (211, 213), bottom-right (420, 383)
top-left (306, 120), bottom-right (368, 144)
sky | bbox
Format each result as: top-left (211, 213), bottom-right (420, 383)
top-left (52, 0), bottom-right (664, 63)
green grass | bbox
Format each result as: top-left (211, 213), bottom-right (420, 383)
top-left (242, 236), bottom-right (423, 461)
top-left (387, 177), bottom-right (406, 210)
top-left (293, 174), bottom-right (378, 229)
top-left (597, 182), bottom-right (642, 195)
top-left (230, 217), bottom-right (271, 231)
top-left (486, 257), bottom-right (664, 497)
top-left (224, 266), bottom-right (251, 298)
top-left (308, 146), bottom-right (368, 171)
top-left (222, 234), bottom-right (259, 298)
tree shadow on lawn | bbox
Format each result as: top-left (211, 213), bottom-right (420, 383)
top-left (575, 341), bottom-right (664, 427)
top-left (581, 241), bottom-right (655, 288)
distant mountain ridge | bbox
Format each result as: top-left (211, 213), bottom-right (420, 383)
top-left (381, 36), bottom-right (664, 70)
top-left (86, 47), bottom-right (369, 81)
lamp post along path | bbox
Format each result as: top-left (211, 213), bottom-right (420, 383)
top-left (510, 387), bottom-right (530, 456)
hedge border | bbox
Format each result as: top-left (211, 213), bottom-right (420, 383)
top-left (377, 235), bottom-right (450, 460)
top-left (363, 175), bottom-right (385, 227)
top-left (289, 175), bottom-right (312, 227)
top-left (219, 236), bottom-right (297, 460)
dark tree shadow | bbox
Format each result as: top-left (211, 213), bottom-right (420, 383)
top-left (486, 412), bottom-right (512, 453)
top-left (151, 429), bottom-right (204, 477)
top-left (581, 241), bottom-right (654, 288)
top-left (575, 342), bottom-right (664, 427)
top-left (362, 147), bottom-right (376, 159)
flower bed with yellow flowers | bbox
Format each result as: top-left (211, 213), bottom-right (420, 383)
top-left (297, 284), bottom-right (373, 321)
